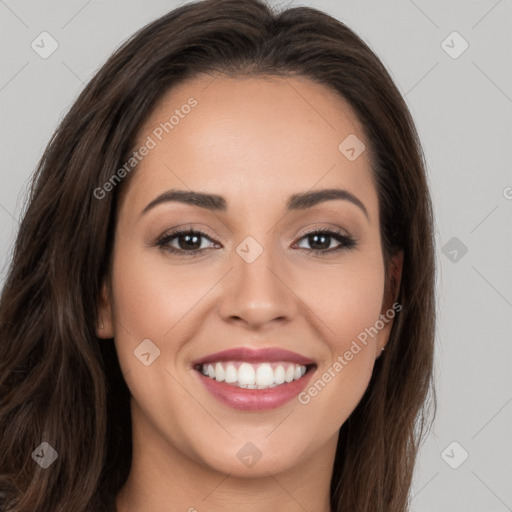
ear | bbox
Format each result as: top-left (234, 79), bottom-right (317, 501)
top-left (96, 281), bottom-right (114, 339)
top-left (376, 250), bottom-right (404, 356)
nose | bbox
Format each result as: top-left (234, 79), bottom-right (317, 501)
top-left (218, 240), bottom-right (297, 330)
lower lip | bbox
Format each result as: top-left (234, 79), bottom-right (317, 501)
top-left (194, 367), bottom-right (316, 411)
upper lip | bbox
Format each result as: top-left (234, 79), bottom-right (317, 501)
top-left (191, 347), bottom-right (316, 367)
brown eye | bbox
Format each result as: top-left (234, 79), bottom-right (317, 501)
top-left (295, 228), bottom-right (357, 254)
top-left (155, 229), bottom-right (219, 256)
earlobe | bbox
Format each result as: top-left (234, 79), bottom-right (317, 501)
top-left (96, 281), bottom-right (114, 339)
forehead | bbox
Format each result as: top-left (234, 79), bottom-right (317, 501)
top-left (121, 74), bottom-right (378, 220)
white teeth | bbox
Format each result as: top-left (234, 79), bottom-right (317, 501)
top-left (215, 362), bottom-right (225, 382)
top-left (199, 361), bottom-right (310, 389)
top-left (274, 365), bottom-right (285, 384)
top-left (238, 363), bottom-right (255, 386)
top-left (256, 363), bottom-right (274, 386)
top-left (225, 363), bottom-right (237, 383)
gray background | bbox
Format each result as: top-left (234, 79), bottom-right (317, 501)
top-left (1, 0), bottom-right (511, 510)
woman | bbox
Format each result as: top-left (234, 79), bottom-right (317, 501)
top-left (0, 0), bottom-right (437, 510)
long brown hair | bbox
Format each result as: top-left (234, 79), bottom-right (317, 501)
top-left (0, 0), bottom-right (436, 510)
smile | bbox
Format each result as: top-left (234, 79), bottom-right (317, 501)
top-left (191, 347), bottom-right (317, 410)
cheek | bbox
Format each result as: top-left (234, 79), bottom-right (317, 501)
top-left (110, 246), bottom-right (209, 340)
top-left (298, 251), bottom-right (385, 345)
top-left (293, 251), bottom-right (385, 426)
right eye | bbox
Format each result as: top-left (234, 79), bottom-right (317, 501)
top-left (155, 229), bottom-right (220, 256)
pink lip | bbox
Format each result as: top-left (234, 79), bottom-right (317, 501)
top-left (194, 367), bottom-right (316, 411)
top-left (191, 347), bottom-right (316, 367)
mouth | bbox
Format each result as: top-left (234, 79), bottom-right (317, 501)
top-left (191, 347), bottom-right (317, 410)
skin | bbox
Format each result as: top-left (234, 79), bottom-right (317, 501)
top-left (97, 74), bottom-right (403, 512)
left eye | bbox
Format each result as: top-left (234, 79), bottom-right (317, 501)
top-left (294, 229), bottom-right (354, 252)
top-left (155, 228), bottom-right (356, 256)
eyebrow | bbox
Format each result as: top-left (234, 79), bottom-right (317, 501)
top-left (140, 188), bottom-right (369, 219)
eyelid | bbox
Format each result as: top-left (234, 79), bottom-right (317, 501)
top-left (157, 221), bottom-right (353, 240)
top-left (294, 222), bottom-right (352, 239)
top-left (155, 223), bottom-right (217, 240)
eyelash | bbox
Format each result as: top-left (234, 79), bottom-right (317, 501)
top-left (155, 226), bottom-right (357, 257)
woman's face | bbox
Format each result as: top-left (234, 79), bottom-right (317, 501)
top-left (99, 74), bottom-right (402, 478)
